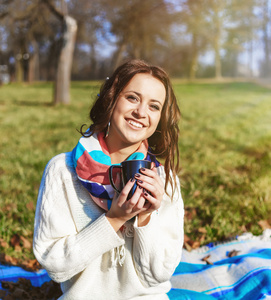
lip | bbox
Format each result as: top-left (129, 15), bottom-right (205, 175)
top-left (126, 118), bottom-right (146, 129)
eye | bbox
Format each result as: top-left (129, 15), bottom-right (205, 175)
top-left (150, 104), bottom-right (160, 111)
top-left (126, 95), bottom-right (138, 102)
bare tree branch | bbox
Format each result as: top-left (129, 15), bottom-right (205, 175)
top-left (41, 0), bottom-right (64, 21)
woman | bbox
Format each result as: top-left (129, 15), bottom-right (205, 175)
top-left (33, 59), bottom-right (184, 300)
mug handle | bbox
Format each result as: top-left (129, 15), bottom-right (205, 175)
top-left (109, 165), bottom-right (122, 193)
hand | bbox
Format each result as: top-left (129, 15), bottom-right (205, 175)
top-left (106, 177), bottom-right (150, 232)
top-left (135, 162), bottom-right (164, 226)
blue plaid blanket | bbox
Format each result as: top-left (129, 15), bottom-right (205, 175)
top-left (1, 230), bottom-right (271, 299)
top-left (168, 229), bottom-right (271, 299)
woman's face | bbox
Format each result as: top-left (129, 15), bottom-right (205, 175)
top-left (109, 73), bottom-right (166, 149)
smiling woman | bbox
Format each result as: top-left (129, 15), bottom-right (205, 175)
top-left (107, 73), bottom-right (166, 163)
top-left (33, 59), bottom-right (184, 300)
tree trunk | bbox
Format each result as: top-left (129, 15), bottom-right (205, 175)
top-left (90, 42), bottom-right (97, 80)
top-left (15, 54), bottom-right (23, 83)
top-left (213, 2), bottom-right (222, 79)
top-left (189, 34), bottom-right (199, 80)
top-left (262, 0), bottom-right (270, 77)
top-left (113, 43), bottom-right (127, 70)
top-left (54, 16), bottom-right (77, 105)
top-left (28, 40), bottom-right (40, 82)
top-left (214, 38), bottom-right (222, 79)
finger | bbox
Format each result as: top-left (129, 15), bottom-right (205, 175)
top-left (132, 194), bottom-right (146, 211)
top-left (125, 185), bottom-right (142, 210)
top-left (142, 191), bottom-right (161, 211)
top-left (118, 178), bottom-right (136, 206)
top-left (136, 177), bottom-right (164, 197)
top-left (143, 200), bottom-right (152, 210)
top-left (139, 168), bottom-right (164, 187)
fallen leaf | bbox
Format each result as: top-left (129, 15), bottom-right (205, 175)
top-left (0, 253), bottom-right (19, 266)
top-left (2, 203), bottom-right (17, 212)
top-left (1, 278), bottom-right (62, 299)
top-left (10, 234), bottom-right (20, 248)
top-left (201, 254), bottom-right (213, 265)
top-left (258, 220), bottom-right (271, 230)
top-left (183, 234), bottom-right (200, 250)
top-left (0, 238), bottom-right (9, 248)
top-left (191, 241), bottom-right (200, 249)
top-left (26, 201), bottom-right (35, 211)
top-left (227, 250), bottom-right (241, 258)
top-left (199, 234), bottom-right (206, 243)
top-left (20, 236), bottom-right (32, 249)
top-left (0, 290), bottom-right (6, 298)
top-left (198, 227), bottom-right (207, 234)
top-left (184, 234), bottom-right (191, 243)
top-left (183, 242), bottom-right (192, 251)
top-left (21, 259), bottom-right (41, 272)
top-left (12, 287), bottom-right (30, 299)
top-left (240, 225), bottom-right (247, 232)
top-left (3, 294), bottom-right (14, 300)
top-left (14, 245), bottom-right (22, 252)
top-left (184, 208), bottom-right (197, 221)
top-left (193, 190), bottom-right (201, 198)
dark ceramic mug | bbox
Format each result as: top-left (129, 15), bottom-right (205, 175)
top-left (109, 160), bottom-right (151, 199)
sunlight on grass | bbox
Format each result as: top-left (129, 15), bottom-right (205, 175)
top-left (0, 81), bottom-right (271, 259)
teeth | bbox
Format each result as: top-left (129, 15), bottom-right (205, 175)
top-left (128, 120), bottom-right (143, 128)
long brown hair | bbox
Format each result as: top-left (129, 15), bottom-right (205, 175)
top-left (81, 59), bottom-right (181, 195)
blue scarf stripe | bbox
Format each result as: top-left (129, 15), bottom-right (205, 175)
top-left (80, 181), bottom-right (111, 199)
top-left (146, 150), bottom-right (161, 167)
top-left (89, 150), bottom-right (112, 166)
top-left (72, 143), bottom-right (86, 169)
top-left (73, 133), bottom-right (161, 211)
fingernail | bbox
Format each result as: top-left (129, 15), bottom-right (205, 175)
top-left (137, 180), bottom-right (143, 184)
top-left (139, 186), bottom-right (142, 189)
top-left (134, 173), bottom-right (140, 178)
top-left (140, 168), bottom-right (146, 171)
top-left (144, 192), bottom-right (148, 196)
top-left (130, 178), bottom-right (135, 182)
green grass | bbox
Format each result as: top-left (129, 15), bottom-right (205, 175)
top-left (0, 81), bottom-right (271, 259)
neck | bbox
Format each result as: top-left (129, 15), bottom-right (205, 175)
top-left (105, 136), bottom-right (141, 164)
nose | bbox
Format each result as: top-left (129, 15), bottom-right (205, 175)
top-left (133, 103), bottom-right (147, 118)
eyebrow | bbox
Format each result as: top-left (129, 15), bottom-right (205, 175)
top-left (124, 90), bottom-right (163, 106)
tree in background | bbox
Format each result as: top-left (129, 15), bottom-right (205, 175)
top-left (260, 0), bottom-right (271, 77)
top-left (221, 0), bottom-right (259, 77)
top-left (42, 0), bottom-right (77, 105)
top-left (177, 0), bottom-right (210, 80)
top-left (102, 0), bottom-right (174, 69)
top-left (1, 0), bottom-right (271, 87)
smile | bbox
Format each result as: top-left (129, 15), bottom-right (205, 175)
top-left (127, 119), bottom-right (144, 128)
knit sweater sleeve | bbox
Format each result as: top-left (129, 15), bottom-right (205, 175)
top-left (132, 173), bottom-right (184, 288)
top-left (33, 153), bottom-right (125, 283)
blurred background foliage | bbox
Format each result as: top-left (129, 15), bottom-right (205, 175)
top-left (0, 0), bottom-right (270, 83)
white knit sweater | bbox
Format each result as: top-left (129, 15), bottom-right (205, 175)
top-left (33, 152), bottom-right (184, 300)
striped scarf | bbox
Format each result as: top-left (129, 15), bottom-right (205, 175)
top-left (72, 132), bottom-right (160, 211)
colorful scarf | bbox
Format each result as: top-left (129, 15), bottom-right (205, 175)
top-left (72, 132), bottom-right (160, 211)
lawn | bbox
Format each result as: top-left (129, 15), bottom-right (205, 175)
top-left (0, 80), bottom-right (271, 261)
